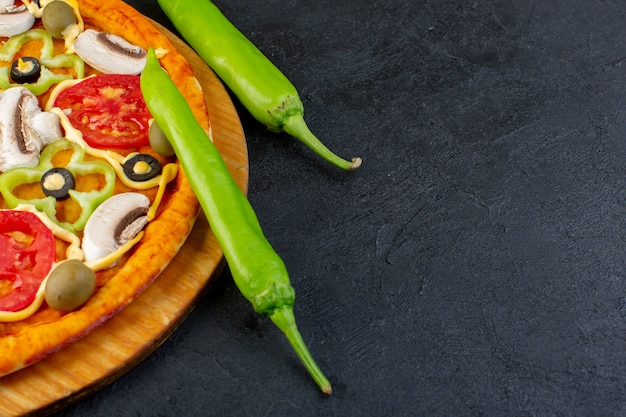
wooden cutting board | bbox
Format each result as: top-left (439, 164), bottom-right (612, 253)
top-left (0, 21), bottom-right (248, 417)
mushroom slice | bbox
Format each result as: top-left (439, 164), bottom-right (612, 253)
top-left (0, 87), bottom-right (62, 172)
top-left (28, 109), bottom-right (63, 146)
top-left (0, 4), bottom-right (35, 37)
top-left (73, 29), bottom-right (146, 75)
top-left (81, 192), bottom-right (150, 264)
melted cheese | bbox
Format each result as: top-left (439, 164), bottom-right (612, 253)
top-left (133, 160), bottom-right (151, 175)
top-left (49, 107), bottom-right (178, 190)
top-left (16, 57), bottom-right (35, 73)
top-left (45, 76), bottom-right (96, 112)
top-left (15, 203), bottom-right (83, 260)
top-left (83, 231), bottom-right (144, 272)
top-left (148, 163), bottom-right (178, 221)
top-left (0, 278), bottom-right (49, 322)
top-left (42, 172), bottom-right (65, 190)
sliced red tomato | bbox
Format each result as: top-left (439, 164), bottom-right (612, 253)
top-left (0, 210), bottom-right (55, 312)
top-left (53, 74), bottom-right (152, 149)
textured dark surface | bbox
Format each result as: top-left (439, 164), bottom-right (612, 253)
top-left (52, 1), bottom-right (625, 416)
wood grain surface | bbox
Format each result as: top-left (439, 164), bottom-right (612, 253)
top-left (0, 21), bottom-right (248, 417)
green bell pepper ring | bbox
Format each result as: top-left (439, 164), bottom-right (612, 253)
top-left (0, 29), bottom-right (84, 95)
top-left (140, 48), bottom-right (332, 394)
top-left (156, 0), bottom-right (361, 171)
top-left (0, 138), bottom-right (115, 233)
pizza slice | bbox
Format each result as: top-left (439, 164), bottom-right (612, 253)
top-left (0, 0), bottom-right (209, 377)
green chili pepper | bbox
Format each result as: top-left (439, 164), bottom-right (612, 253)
top-left (156, 0), bottom-right (361, 171)
top-left (0, 138), bottom-right (115, 233)
top-left (140, 48), bottom-right (332, 394)
top-left (0, 29), bottom-right (84, 95)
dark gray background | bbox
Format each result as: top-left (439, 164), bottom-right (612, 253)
top-left (50, 0), bottom-right (625, 416)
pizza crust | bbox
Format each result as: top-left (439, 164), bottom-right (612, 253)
top-left (0, 0), bottom-right (205, 376)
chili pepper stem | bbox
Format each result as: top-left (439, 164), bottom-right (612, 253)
top-left (282, 114), bottom-right (362, 171)
top-left (270, 307), bottom-right (333, 395)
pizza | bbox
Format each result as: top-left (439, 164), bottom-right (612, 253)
top-left (0, 0), bottom-right (208, 376)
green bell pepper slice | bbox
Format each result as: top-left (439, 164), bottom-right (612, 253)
top-left (0, 29), bottom-right (84, 95)
top-left (0, 139), bottom-right (115, 233)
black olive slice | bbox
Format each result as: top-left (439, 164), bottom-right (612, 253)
top-left (40, 167), bottom-right (75, 200)
top-left (123, 153), bottom-right (162, 182)
top-left (10, 56), bottom-right (42, 84)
